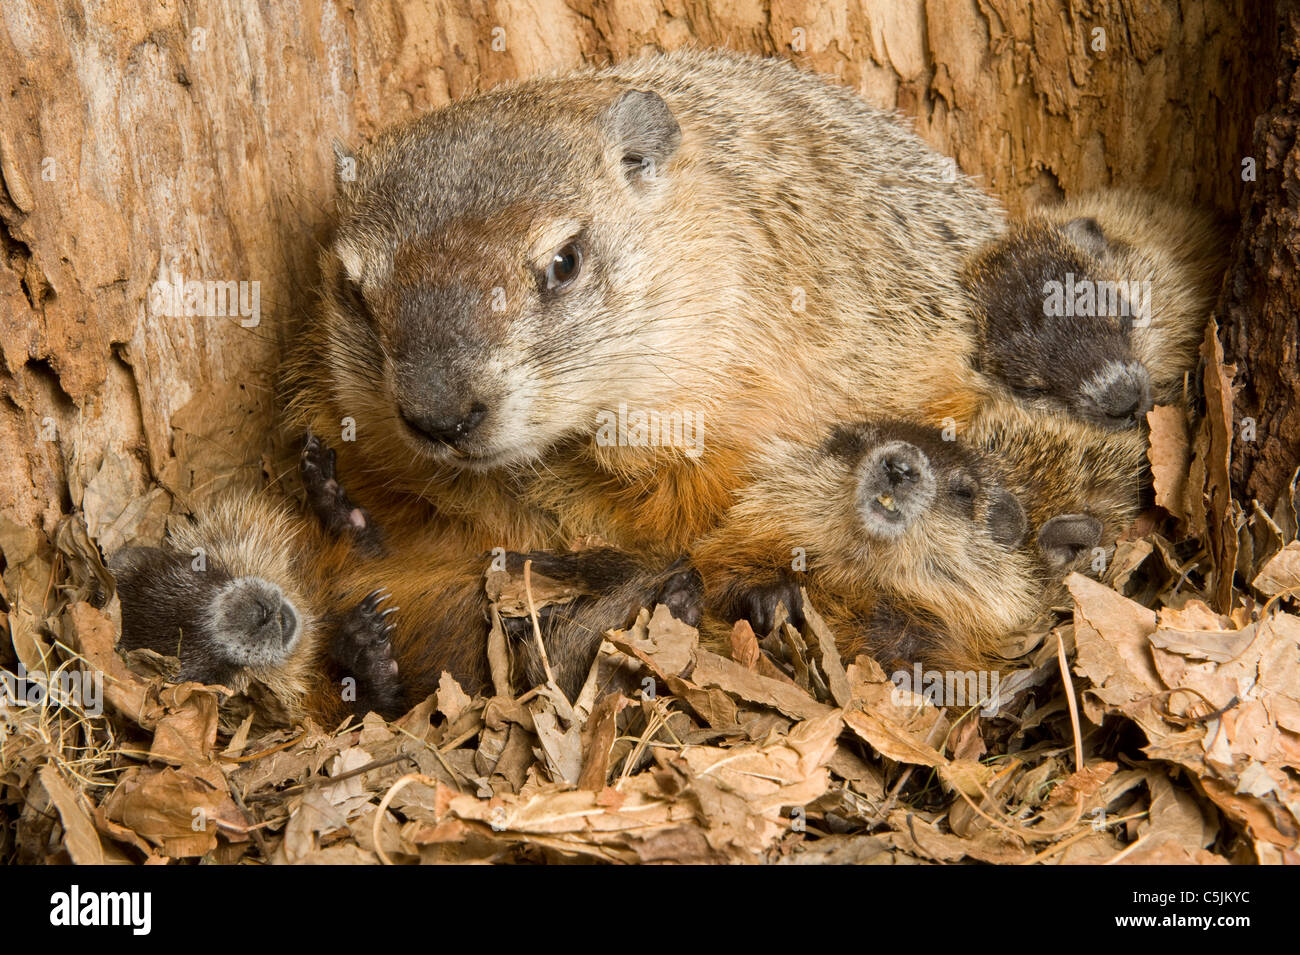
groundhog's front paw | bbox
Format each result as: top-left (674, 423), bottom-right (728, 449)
top-left (733, 577), bottom-right (805, 636)
top-left (300, 431), bottom-right (384, 555)
top-left (332, 589), bottom-right (404, 718)
top-left (654, 563), bottom-right (703, 628)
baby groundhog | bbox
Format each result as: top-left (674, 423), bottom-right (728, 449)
top-left (111, 436), bottom-right (693, 722)
top-left (112, 439), bottom-right (409, 724)
top-left (963, 396), bottom-right (1147, 583)
top-left (964, 220), bottom-right (1154, 429)
top-left (965, 191), bottom-right (1224, 428)
top-left (110, 406), bottom-right (1146, 716)
top-left (691, 404), bottom-right (1146, 671)
top-left (506, 418), bottom-right (1042, 674)
top-left (691, 419), bottom-right (1036, 672)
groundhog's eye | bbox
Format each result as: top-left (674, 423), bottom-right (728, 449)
top-left (336, 273), bottom-right (371, 322)
top-left (948, 471), bottom-right (979, 512)
top-left (545, 241), bottom-right (583, 292)
top-left (1011, 381), bottom-right (1050, 400)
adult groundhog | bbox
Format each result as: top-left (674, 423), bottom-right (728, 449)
top-left (285, 48), bottom-right (1005, 556)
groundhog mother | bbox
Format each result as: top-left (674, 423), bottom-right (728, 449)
top-left (283, 49), bottom-right (1005, 695)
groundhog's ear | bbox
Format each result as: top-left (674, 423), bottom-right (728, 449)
top-left (987, 489), bottom-right (1028, 547)
top-left (1036, 514), bottom-right (1104, 568)
top-left (604, 89), bottom-right (681, 184)
top-left (1062, 217), bottom-right (1109, 257)
top-left (108, 546), bottom-right (171, 593)
top-left (332, 139), bottom-right (358, 192)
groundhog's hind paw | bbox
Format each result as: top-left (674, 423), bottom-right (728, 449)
top-left (331, 589), bottom-right (405, 719)
top-left (733, 577), bottom-right (805, 636)
top-left (654, 562), bottom-right (703, 628)
top-left (300, 431), bottom-right (384, 555)
top-left (503, 548), bottom-right (640, 591)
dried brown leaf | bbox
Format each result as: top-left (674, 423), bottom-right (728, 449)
top-left (1253, 540), bottom-right (1300, 597)
top-left (37, 765), bottom-right (108, 864)
top-left (1147, 404), bottom-right (1191, 524)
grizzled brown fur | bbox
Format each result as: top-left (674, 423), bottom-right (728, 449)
top-left (261, 49), bottom-right (1018, 698)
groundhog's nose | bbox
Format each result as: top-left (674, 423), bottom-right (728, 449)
top-left (1082, 360), bottom-right (1152, 428)
top-left (878, 446), bottom-right (930, 493)
top-left (856, 440), bottom-right (936, 538)
top-left (882, 448), bottom-right (924, 488)
top-left (400, 402), bottom-right (487, 447)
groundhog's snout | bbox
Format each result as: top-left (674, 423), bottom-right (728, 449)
top-left (214, 578), bottom-right (301, 666)
top-left (1077, 359), bottom-right (1153, 429)
top-left (855, 441), bottom-right (937, 538)
top-left (399, 402), bottom-right (488, 448)
top-left (385, 280), bottom-right (504, 454)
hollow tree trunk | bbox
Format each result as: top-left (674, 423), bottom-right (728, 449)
top-left (1219, 0), bottom-right (1300, 514)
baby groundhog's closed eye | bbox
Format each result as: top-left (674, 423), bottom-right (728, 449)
top-left (966, 220), bottom-right (1155, 430)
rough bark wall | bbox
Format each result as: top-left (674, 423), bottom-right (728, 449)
top-left (1219, 0), bottom-right (1300, 512)
top-left (0, 0), bottom-right (1275, 564)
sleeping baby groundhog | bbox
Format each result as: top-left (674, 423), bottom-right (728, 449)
top-left (112, 437), bottom-right (411, 726)
top-left (690, 403), bottom-right (1147, 672)
top-left (964, 191), bottom-right (1225, 429)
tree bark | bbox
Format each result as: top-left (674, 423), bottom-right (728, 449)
top-left (1219, 0), bottom-right (1300, 515)
top-left (0, 0), bottom-right (1277, 562)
